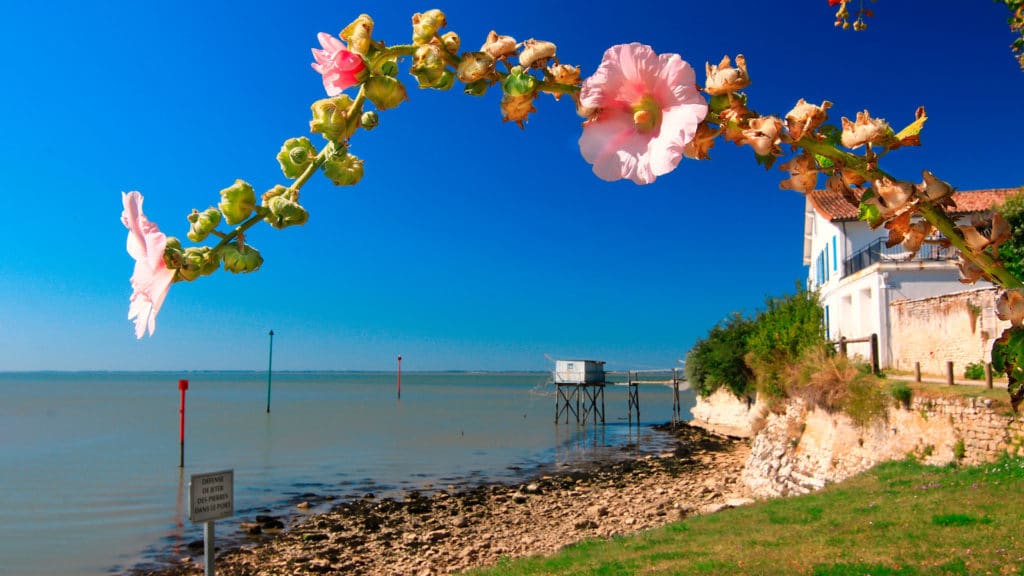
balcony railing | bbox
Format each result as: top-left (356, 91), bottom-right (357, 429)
top-left (843, 237), bottom-right (956, 276)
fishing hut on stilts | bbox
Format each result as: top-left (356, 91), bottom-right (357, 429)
top-left (623, 368), bottom-right (685, 424)
top-left (554, 360), bottom-right (606, 425)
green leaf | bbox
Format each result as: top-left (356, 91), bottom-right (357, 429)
top-left (819, 124), bottom-right (841, 146)
top-left (857, 190), bottom-right (884, 228)
top-left (892, 107), bottom-right (928, 148)
top-left (754, 153), bottom-right (777, 170)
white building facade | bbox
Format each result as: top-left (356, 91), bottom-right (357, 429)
top-left (803, 187), bottom-right (1015, 368)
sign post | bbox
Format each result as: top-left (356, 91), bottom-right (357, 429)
top-left (189, 469), bottom-right (234, 576)
top-left (397, 355), bottom-right (402, 400)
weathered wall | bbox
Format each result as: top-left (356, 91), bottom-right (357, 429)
top-left (889, 287), bottom-right (1008, 376)
top-left (739, 394), bottom-right (1024, 499)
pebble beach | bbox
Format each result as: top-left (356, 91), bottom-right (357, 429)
top-left (130, 422), bottom-right (750, 576)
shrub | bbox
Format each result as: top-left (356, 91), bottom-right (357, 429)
top-left (785, 347), bottom-right (889, 426)
top-left (685, 312), bottom-right (755, 398)
top-left (747, 285), bottom-right (827, 396)
top-left (964, 361), bottom-right (985, 380)
top-left (890, 381), bottom-right (913, 408)
top-left (953, 438), bottom-right (966, 461)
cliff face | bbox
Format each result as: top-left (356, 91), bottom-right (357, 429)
top-left (691, 390), bottom-right (1024, 498)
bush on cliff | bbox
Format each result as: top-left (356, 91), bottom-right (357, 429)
top-left (687, 285), bottom-right (826, 400)
top-left (746, 285), bottom-right (827, 398)
top-left (786, 348), bottom-right (889, 426)
top-left (685, 312), bottom-right (756, 398)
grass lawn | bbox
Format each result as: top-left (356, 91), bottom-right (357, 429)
top-left (465, 457), bottom-right (1024, 575)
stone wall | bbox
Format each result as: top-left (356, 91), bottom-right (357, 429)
top-left (889, 287), bottom-right (1008, 376)
top-left (739, 394), bottom-right (1024, 499)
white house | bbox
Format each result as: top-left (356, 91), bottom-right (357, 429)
top-left (803, 186), bottom-right (1017, 368)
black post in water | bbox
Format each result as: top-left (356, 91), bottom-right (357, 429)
top-left (266, 330), bottom-right (275, 413)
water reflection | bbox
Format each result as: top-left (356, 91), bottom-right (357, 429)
top-left (171, 469), bottom-right (185, 556)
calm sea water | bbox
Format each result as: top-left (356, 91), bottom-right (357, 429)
top-left (0, 371), bottom-right (693, 575)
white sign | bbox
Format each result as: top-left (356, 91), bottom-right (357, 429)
top-left (189, 469), bottom-right (234, 523)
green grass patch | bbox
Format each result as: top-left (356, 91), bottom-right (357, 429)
top-left (931, 513), bottom-right (993, 527)
top-left (463, 456), bottom-right (1024, 576)
top-left (887, 377), bottom-right (1012, 411)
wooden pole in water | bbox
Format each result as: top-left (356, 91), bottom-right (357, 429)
top-left (397, 355), bottom-right (402, 400)
top-left (266, 330), bottom-right (274, 413)
top-left (178, 379), bottom-right (189, 468)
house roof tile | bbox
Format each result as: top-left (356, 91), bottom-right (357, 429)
top-left (807, 187), bottom-right (1021, 222)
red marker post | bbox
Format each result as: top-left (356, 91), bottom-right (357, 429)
top-left (397, 355), bottom-right (402, 400)
top-left (178, 379), bottom-right (189, 468)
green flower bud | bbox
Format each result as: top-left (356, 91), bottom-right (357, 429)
top-left (264, 195), bottom-right (309, 229)
top-left (411, 9), bottom-right (446, 45)
top-left (177, 247), bottom-right (219, 281)
top-left (364, 75), bottom-right (408, 111)
top-left (410, 44), bottom-right (446, 88)
top-left (277, 137), bottom-right (318, 179)
top-left (709, 94), bottom-right (732, 114)
top-left (463, 79), bottom-right (490, 96)
top-left (220, 242), bottom-right (263, 274)
top-left (340, 13), bottom-right (374, 56)
top-left (434, 70), bottom-right (454, 91)
top-left (361, 111), bottom-right (379, 130)
top-left (501, 67), bottom-right (537, 97)
top-left (457, 51), bottom-right (494, 83)
top-left (218, 179), bottom-right (257, 225)
top-left (262, 184), bottom-right (289, 203)
top-left (321, 151), bottom-right (364, 187)
top-left (186, 207), bottom-right (222, 243)
top-left (310, 95), bottom-right (358, 143)
top-left (163, 236), bottom-right (184, 270)
top-left (379, 60), bottom-right (399, 77)
top-left (440, 31), bottom-right (460, 54)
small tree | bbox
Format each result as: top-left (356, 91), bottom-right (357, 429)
top-left (685, 312), bottom-right (756, 399)
top-left (995, 186), bottom-right (1024, 283)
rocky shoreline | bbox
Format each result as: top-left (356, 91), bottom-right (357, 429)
top-left (129, 423), bottom-right (751, 576)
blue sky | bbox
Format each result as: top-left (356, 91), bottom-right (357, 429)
top-left (1, 1), bottom-right (1022, 371)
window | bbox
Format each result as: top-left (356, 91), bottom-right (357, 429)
top-left (832, 237), bottom-right (838, 272)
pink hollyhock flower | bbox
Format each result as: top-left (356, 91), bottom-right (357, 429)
top-left (578, 43), bottom-right (707, 185)
top-left (122, 191), bottom-right (175, 339)
top-left (311, 32), bottom-right (367, 96)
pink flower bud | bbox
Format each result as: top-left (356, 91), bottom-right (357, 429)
top-left (311, 33), bottom-right (368, 96)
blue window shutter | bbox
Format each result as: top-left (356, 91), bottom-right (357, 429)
top-left (824, 305), bottom-right (830, 339)
top-left (832, 237), bottom-right (837, 271)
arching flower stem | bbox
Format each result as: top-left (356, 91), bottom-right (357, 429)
top-left (918, 201), bottom-right (1024, 289)
top-left (797, 137), bottom-right (1024, 289)
top-left (209, 87), bottom-right (368, 253)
